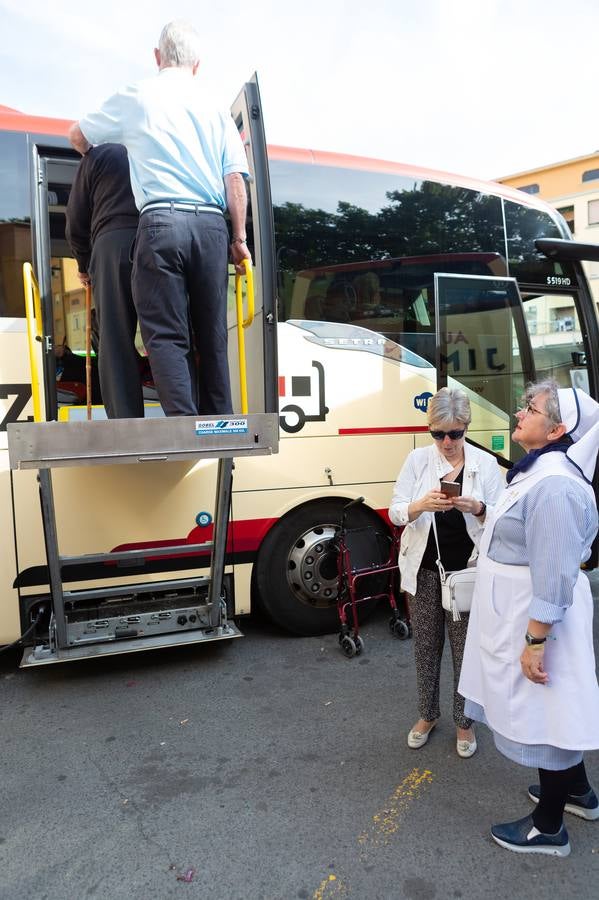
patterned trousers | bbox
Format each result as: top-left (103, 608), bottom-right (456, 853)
top-left (409, 567), bottom-right (473, 729)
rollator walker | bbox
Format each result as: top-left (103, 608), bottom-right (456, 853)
top-left (333, 497), bottom-right (411, 658)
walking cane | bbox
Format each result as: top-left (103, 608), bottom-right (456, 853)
top-left (85, 282), bottom-right (92, 420)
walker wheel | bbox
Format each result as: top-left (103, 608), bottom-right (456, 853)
top-left (354, 635), bottom-right (365, 654)
top-left (340, 636), bottom-right (357, 658)
top-left (390, 618), bottom-right (411, 640)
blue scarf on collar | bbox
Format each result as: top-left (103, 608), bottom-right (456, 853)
top-left (505, 441), bottom-right (571, 484)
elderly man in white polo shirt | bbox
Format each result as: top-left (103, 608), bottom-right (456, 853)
top-left (69, 20), bottom-right (251, 416)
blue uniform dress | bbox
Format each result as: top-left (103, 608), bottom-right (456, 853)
top-left (465, 475), bottom-right (598, 769)
top-left (79, 68), bottom-right (250, 416)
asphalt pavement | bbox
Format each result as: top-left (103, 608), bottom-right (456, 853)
top-left (1, 575), bottom-right (599, 900)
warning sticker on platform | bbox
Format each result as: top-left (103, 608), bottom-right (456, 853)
top-left (195, 418), bottom-right (249, 436)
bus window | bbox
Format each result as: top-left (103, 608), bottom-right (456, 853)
top-left (504, 201), bottom-right (577, 287)
top-left (271, 162), bottom-right (506, 324)
top-left (435, 274), bottom-right (532, 459)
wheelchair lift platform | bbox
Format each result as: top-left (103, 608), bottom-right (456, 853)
top-left (8, 413), bottom-right (279, 667)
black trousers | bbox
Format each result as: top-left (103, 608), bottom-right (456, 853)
top-left (132, 208), bottom-right (232, 417)
top-left (89, 227), bottom-right (144, 419)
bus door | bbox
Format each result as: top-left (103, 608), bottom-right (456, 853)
top-left (31, 148), bottom-right (83, 421)
top-left (434, 273), bottom-right (535, 462)
top-left (229, 74), bottom-right (278, 417)
top-left (435, 273), bottom-right (595, 464)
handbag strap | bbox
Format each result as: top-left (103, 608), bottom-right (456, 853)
top-left (430, 514), bottom-right (447, 582)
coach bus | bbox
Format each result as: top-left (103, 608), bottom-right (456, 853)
top-left (2, 77), bottom-right (599, 655)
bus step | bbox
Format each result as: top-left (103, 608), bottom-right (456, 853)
top-left (62, 575), bottom-right (211, 604)
top-left (19, 620), bottom-right (243, 667)
top-left (59, 543), bottom-right (213, 568)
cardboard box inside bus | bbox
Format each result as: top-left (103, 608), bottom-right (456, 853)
top-left (0, 223), bottom-right (30, 317)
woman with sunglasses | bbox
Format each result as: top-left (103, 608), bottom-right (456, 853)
top-left (389, 387), bottom-right (504, 757)
top-left (459, 380), bottom-right (599, 856)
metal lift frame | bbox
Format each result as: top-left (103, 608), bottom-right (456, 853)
top-left (8, 413), bottom-right (278, 665)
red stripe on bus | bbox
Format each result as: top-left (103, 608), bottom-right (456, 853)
top-left (338, 426), bottom-right (430, 435)
top-left (0, 108), bottom-right (73, 136)
top-left (112, 508), bottom-right (398, 563)
top-left (112, 517), bottom-right (279, 559)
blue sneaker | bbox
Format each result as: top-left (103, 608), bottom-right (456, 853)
top-left (491, 814), bottom-right (570, 857)
top-left (528, 784), bottom-right (599, 821)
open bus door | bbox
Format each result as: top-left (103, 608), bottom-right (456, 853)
top-left (435, 271), bottom-right (598, 459)
top-left (31, 150), bottom-right (81, 421)
top-left (6, 76), bottom-right (279, 664)
top-left (434, 273), bottom-right (535, 462)
top-left (229, 74), bottom-right (278, 418)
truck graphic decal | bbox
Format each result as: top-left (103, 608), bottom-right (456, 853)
top-left (279, 361), bottom-right (329, 434)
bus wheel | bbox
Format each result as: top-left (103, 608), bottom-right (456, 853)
top-left (254, 499), bottom-right (383, 636)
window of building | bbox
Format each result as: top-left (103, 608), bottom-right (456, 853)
top-left (557, 205), bottom-right (575, 233)
top-left (517, 184), bottom-right (540, 195)
top-left (582, 169), bottom-right (599, 183)
top-left (588, 199), bottom-right (599, 225)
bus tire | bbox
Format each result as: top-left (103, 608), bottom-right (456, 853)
top-left (254, 498), bottom-right (383, 636)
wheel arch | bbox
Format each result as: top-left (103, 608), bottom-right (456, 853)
top-left (255, 490), bottom-right (389, 548)
top-left (251, 493), bottom-right (389, 635)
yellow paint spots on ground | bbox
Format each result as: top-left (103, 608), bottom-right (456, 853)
top-left (358, 767), bottom-right (434, 850)
top-left (313, 873), bottom-right (347, 899)
top-left (311, 767), bottom-right (434, 896)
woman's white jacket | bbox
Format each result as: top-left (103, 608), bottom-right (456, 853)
top-left (389, 442), bottom-right (505, 596)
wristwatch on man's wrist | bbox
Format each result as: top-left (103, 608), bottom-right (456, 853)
top-left (474, 501), bottom-right (486, 517)
top-left (525, 631), bottom-right (546, 646)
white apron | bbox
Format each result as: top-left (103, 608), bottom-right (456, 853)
top-left (459, 453), bottom-right (599, 751)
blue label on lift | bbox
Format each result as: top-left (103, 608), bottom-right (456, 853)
top-left (195, 418), bottom-right (249, 436)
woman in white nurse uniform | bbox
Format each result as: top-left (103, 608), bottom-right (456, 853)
top-left (459, 379), bottom-right (599, 857)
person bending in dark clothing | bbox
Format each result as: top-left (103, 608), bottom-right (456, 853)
top-left (66, 143), bottom-right (144, 418)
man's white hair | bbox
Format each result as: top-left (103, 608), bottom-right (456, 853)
top-left (158, 20), bottom-right (201, 68)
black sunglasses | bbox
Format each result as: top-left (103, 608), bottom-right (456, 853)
top-left (429, 428), bottom-right (465, 440)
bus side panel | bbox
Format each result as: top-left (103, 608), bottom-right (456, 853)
top-left (1, 325), bottom-right (41, 643)
top-left (0, 465), bottom-right (23, 643)
top-left (234, 432), bottom-right (416, 499)
top-left (274, 321), bottom-right (438, 439)
top-left (10, 460), bottom-right (220, 598)
top-left (0, 326), bottom-right (38, 440)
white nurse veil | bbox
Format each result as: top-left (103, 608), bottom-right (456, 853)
top-left (558, 387), bottom-right (599, 483)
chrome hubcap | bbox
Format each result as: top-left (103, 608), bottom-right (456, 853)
top-left (286, 524), bottom-right (339, 608)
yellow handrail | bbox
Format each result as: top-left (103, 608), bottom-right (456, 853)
top-left (85, 283), bottom-right (92, 420)
top-left (22, 262), bottom-right (43, 422)
top-left (235, 259), bottom-right (255, 414)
